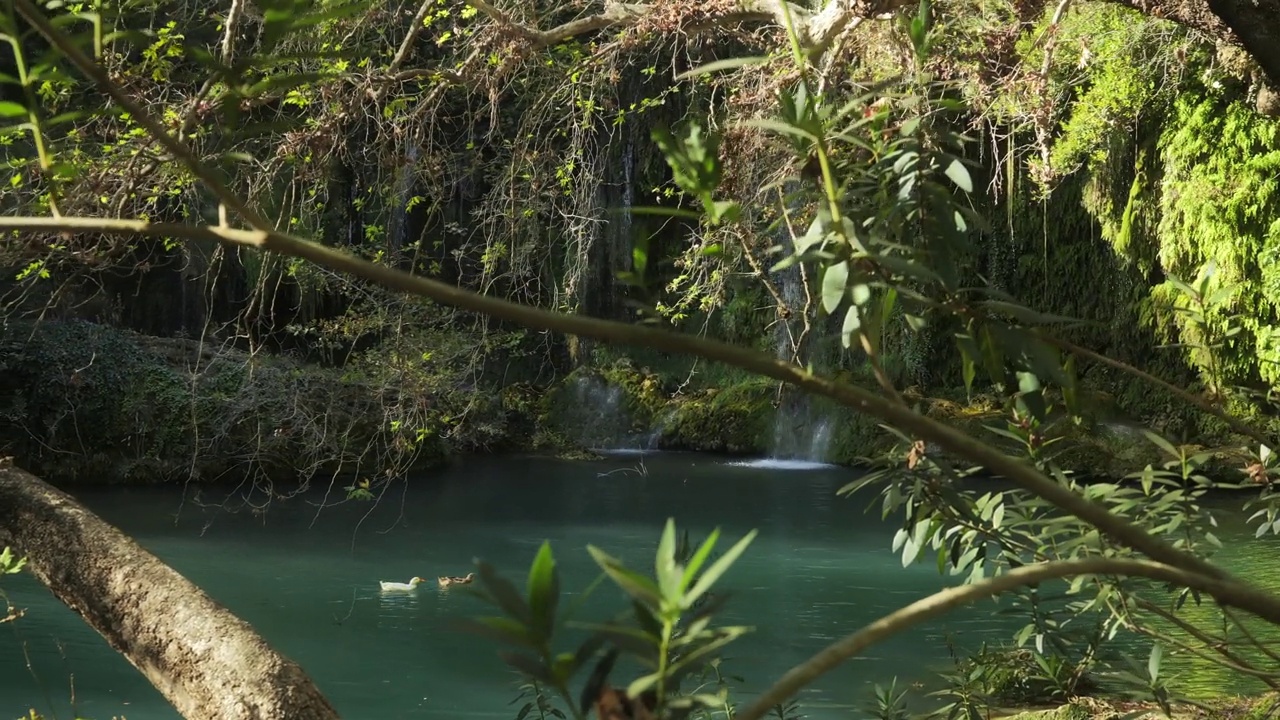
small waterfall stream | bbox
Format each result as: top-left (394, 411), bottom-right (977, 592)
top-left (389, 144), bottom-right (420, 257)
top-left (753, 187), bottom-right (837, 469)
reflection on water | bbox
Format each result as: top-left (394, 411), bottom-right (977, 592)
top-left (1138, 495), bottom-right (1280, 699)
top-left (727, 458), bottom-right (838, 471)
top-left (0, 454), bottom-right (1274, 719)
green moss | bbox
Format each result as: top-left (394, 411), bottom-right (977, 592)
top-left (664, 379), bottom-right (776, 454)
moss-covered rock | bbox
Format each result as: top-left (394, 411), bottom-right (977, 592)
top-left (661, 379), bottom-right (776, 455)
top-left (540, 362), bottom-right (669, 448)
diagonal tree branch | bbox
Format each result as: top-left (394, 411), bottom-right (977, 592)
top-left (0, 214), bottom-right (1259, 594)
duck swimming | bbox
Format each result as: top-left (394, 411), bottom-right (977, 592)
top-left (379, 577), bottom-right (426, 592)
top-left (438, 572), bottom-right (475, 589)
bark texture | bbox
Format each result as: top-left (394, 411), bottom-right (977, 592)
top-left (1203, 0), bottom-right (1280, 90)
top-left (0, 459), bottom-right (340, 720)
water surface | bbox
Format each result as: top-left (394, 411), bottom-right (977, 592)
top-left (0, 453), bottom-right (1273, 719)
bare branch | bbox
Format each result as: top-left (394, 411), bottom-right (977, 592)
top-left (0, 214), bottom-right (1263, 594)
top-left (1036, 331), bottom-right (1272, 447)
top-left (221, 0), bottom-right (247, 64)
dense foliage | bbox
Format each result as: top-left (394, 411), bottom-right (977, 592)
top-left (8, 1), bottom-right (1280, 720)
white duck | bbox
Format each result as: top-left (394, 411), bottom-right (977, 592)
top-left (379, 576), bottom-right (426, 592)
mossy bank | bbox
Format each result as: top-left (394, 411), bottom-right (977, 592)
top-left (0, 320), bottom-right (1259, 486)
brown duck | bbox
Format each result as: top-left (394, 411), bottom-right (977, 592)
top-left (437, 572), bottom-right (475, 589)
top-left (581, 647), bottom-right (657, 720)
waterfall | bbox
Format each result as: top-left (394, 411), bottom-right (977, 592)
top-left (565, 372), bottom-right (664, 454)
top-left (569, 372), bottom-right (628, 449)
top-left (389, 144), bottom-right (419, 258)
top-left (757, 186), bottom-right (837, 468)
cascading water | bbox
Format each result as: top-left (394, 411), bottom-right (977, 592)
top-left (566, 372), bottom-right (664, 455)
top-left (389, 144), bottom-right (419, 258)
top-left (569, 373), bottom-right (629, 449)
top-left (750, 190), bottom-right (838, 469)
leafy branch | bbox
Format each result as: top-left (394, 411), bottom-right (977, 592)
top-left (733, 556), bottom-right (1280, 720)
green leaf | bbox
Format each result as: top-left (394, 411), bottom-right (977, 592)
top-left (850, 283), bottom-right (871, 306)
top-left (741, 117), bottom-right (819, 144)
top-left (628, 206), bottom-right (704, 220)
top-left (685, 529), bottom-right (757, 607)
top-left (627, 671), bottom-right (662, 699)
top-left (1017, 372), bottom-right (1046, 420)
top-left (943, 158), bottom-right (972, 193)
top-left (462, 616), bottom-right (537, 648)
top-left (655, 518), bottom-right (682, 604)
top-left (571, 622), bottom-right (660, 657)
top-left (841, 306), bottom-right (861, 348)
top-left (822, 261), bottom-right (848, 314)
top-left (681, 528), bottom-right (720, 593)
top-left (632, 234), bottom-right (649, 277)
top-left (956, 332), bottom-right (980, 396)
top-left (501, 651), bottom-right (556, 684)
top-left (978, 300), bottom-right (1081, 326)
top-left (588, 546), bottom-right (662, 607)
top-left (709, 199), bottom-right (740, 224)
top-left (526, 541), bottom-right (559, 639)
top-left (0, 101), bottom-right (27, 118)
top-left (1140, 430), bottom-right (1181, 460)
top-left (675, 55), bottom-right (770, 80)
top-left (475, 560), bottom-right (533, 625)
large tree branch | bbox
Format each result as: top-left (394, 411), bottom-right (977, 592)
top-left (0, 461), bottom-right (340, 720)
top-left (0, 214), bottom-right (1259, 592)
top-left (734, 557), bottom-right (1280, 720)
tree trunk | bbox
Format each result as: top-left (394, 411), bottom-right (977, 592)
top-left (1204, 0), bottom-right (1280, 90)
top-left (0, 460), bottom-right (340, 720)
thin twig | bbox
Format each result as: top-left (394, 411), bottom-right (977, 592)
top-left (734, 557), bottom-right (1280, 720)
top-left (14, 0), bottom-right (272, 232)
top-left (1038, 331), bottom-right (1270, 447)
top-left (1134, 597), bottom-right (1280, 688)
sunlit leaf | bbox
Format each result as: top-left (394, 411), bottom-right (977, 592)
top-left (675, 55), bottom-right (769, 80)
top-left (681, 528), bottom-right (720, 598)
top-left (588, 546), bottom-right (662, 607)
top-left (526, 541), bottom-right (559, 639)
top-left (841, 305), bottom-right (861, 348)
top-left (654, 518), bottom-right (682, 605)
top-left (943, 157), bottom-right (972, 193)
top-left (1140, 430), bottom-right (1181, 460)
top-left (822, 260), bottom-right (848, 314)
top-left (685, 529), bottom-right (757, 607)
